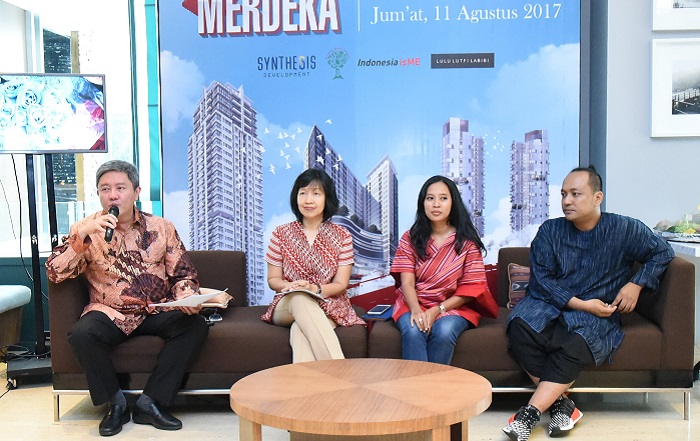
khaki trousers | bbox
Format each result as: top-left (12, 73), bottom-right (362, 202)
top-left (272, 291), bottom-right (345, 363)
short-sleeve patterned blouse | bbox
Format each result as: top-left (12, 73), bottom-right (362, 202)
top-left (390, 230), bottom-right (498, 327)
top-left (261, 220), bottom-right (365, 327)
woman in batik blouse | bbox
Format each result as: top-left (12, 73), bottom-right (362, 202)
top-left (261, 168), bottom-right (364, 362)
top-left (390, 175), bottom-right (498, 365)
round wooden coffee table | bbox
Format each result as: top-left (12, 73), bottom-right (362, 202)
top-left (230, 358), bottom-right (492, 441)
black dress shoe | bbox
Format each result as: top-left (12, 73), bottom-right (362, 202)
top-left (99, 403), bottom-right (130, 437)
top-left (133, 402), bottom-right (182, 430)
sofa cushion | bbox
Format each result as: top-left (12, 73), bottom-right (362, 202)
top-left (368, 309), bottom-right (522, 371)
top-left (107, 305), bottom-right (368, 375)
top-left (368, 306), bottom-right (663, 374)
top-left (111, 336), bottom-right (164, 372)
top-left (451, 310), bottom-right (521, 370)
top-left (507, 264), bottom-right (529, 309)
top-left (591, 312), bottom-right (663, 371)
top-left (192, 306), bottom-right (292, 373)
top-left (367, 319), bottom-right (402, 360)
top-left (0, 285), bottom-right (31, 314)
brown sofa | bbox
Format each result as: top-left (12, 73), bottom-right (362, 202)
top-left (48, 250), bottom-right (368, 421)
top-left (369, 247), bottom-right (696, 419)
top-left (49, 248), bottom-right (695, 422)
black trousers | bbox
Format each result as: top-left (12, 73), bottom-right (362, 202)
top-left (507, 317), bottom-right (594, 384)
top-left (68, 310), bottom-right (208, 406)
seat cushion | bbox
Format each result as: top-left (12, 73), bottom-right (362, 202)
top-left (589, 313), bottom-right (662, 371)
top-left (106, 306), bottom-right (367, 375)
top-left (192, 306), bottom-right (292, 373)
top-left (368, 308), bottom-right (521, 370)
top-left (0, 285), bottom-right (31, 314)
top-left (368, 308), bottom-right (662, 374)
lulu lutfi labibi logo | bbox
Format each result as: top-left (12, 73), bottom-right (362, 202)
top-left (182, 0), bottom-right (342, 36)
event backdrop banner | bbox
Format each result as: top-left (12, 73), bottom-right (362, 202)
top-left (159, 0), bottom-right (582, 305)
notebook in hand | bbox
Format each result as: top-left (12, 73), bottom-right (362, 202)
top-left (199, 287), bottom-right (233, 308)
top-left (281, 288), bottom-right (329, 302)
top-left (148, 288), bottom-right (228, 307)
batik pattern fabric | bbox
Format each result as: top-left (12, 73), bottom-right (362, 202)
top-left (507, 213), bottom-right (674, 365)
top-left (390, 230), bottom-right (499, 327)
top-left (261, 220), bottom-right (365, 327)
top-left (46, 208), bottom-right (198, 335)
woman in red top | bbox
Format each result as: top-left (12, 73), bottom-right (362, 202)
top-left (391, 175), bottom-right (498, 365)
top-left (262, 168), bottom-right (364, 362)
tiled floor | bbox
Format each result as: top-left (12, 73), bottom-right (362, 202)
top-left (2, 361), bottom-right (700, 440)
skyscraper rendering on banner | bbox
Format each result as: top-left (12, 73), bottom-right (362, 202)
top-left (441, 117), bottom-right (486, 236)
top-left (366, 156), bottom-right (399, 262)
top-left (305, 125), bottom-right (398, 280)
top-left (188, 81), bottom-right (266, 303)
top-left (510, 129), bottom-right (550, 232)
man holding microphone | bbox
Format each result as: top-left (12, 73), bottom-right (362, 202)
top-left (46, 160), bottom-right (208, 436)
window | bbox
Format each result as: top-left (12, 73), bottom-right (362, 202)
top-left (0, 0), bottom-right (158, 257)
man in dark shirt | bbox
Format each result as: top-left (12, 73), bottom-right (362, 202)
top-left (502, 165), bottom-right (674, 441)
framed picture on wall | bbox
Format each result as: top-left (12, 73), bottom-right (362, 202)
top-left (653, 0), bottom-right (700, 31)
top-left (651, 38), bottom-right (700, 137)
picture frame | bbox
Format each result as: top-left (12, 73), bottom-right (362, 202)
top-left (650, 38), bottom-right (700, 137)
top-left (653, 0), bottom-right (700, 31)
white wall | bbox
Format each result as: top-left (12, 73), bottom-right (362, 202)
top-left (0, 2), bottom-right (28, 71)
top-left (0, 2), bottom-right (30, 256)
top-left (603, 0), bottom-right (700, 227)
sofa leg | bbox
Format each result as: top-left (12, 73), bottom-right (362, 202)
top-left (684, 391), bottom-right (690, 421)
top-left (643, 392), bottom-right (649, 405)
top-left (54, 394), bottom-right (60, 422)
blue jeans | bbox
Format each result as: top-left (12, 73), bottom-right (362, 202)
top-left (395, 312), bottom-right (472, 365)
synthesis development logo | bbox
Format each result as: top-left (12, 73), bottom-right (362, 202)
top-left (327, 48), bottom-right (349, 79)
top-left (257, 55), bottom-right (317, 78)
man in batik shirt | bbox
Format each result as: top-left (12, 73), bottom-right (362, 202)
top-left (46, 160), bottom-right (208, 436)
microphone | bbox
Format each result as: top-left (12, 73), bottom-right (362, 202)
top-left (105, 205), bottom-right (119, 243)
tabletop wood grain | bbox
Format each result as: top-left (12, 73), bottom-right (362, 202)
top-left (230, 358), bottom-right (492, 440)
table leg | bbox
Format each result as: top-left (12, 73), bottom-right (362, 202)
top-left (429, 426), bottom-right (450, 441)
top-left (460, 420), bottom-right (469, 441)
top-left (238, 416), bottom-right (262, 441)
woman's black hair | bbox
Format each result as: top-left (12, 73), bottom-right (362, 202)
top-left (409, 175), bottom-right (486, 260)
top-left (289, 168), bottom-right (339, 222)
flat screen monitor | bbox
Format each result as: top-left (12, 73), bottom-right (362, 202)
top-left (0, 73), bottom-right (107, 154)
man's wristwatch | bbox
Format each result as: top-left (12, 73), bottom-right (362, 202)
top-left (316, 283), bottom-right (322, 295)
top-left (438, 304), bottom-right (446, 314)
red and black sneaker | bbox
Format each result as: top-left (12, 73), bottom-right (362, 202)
top-left (503, 404), bottom-right (541, 441)
top-left (548, 394), bottom-right (583, 437)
